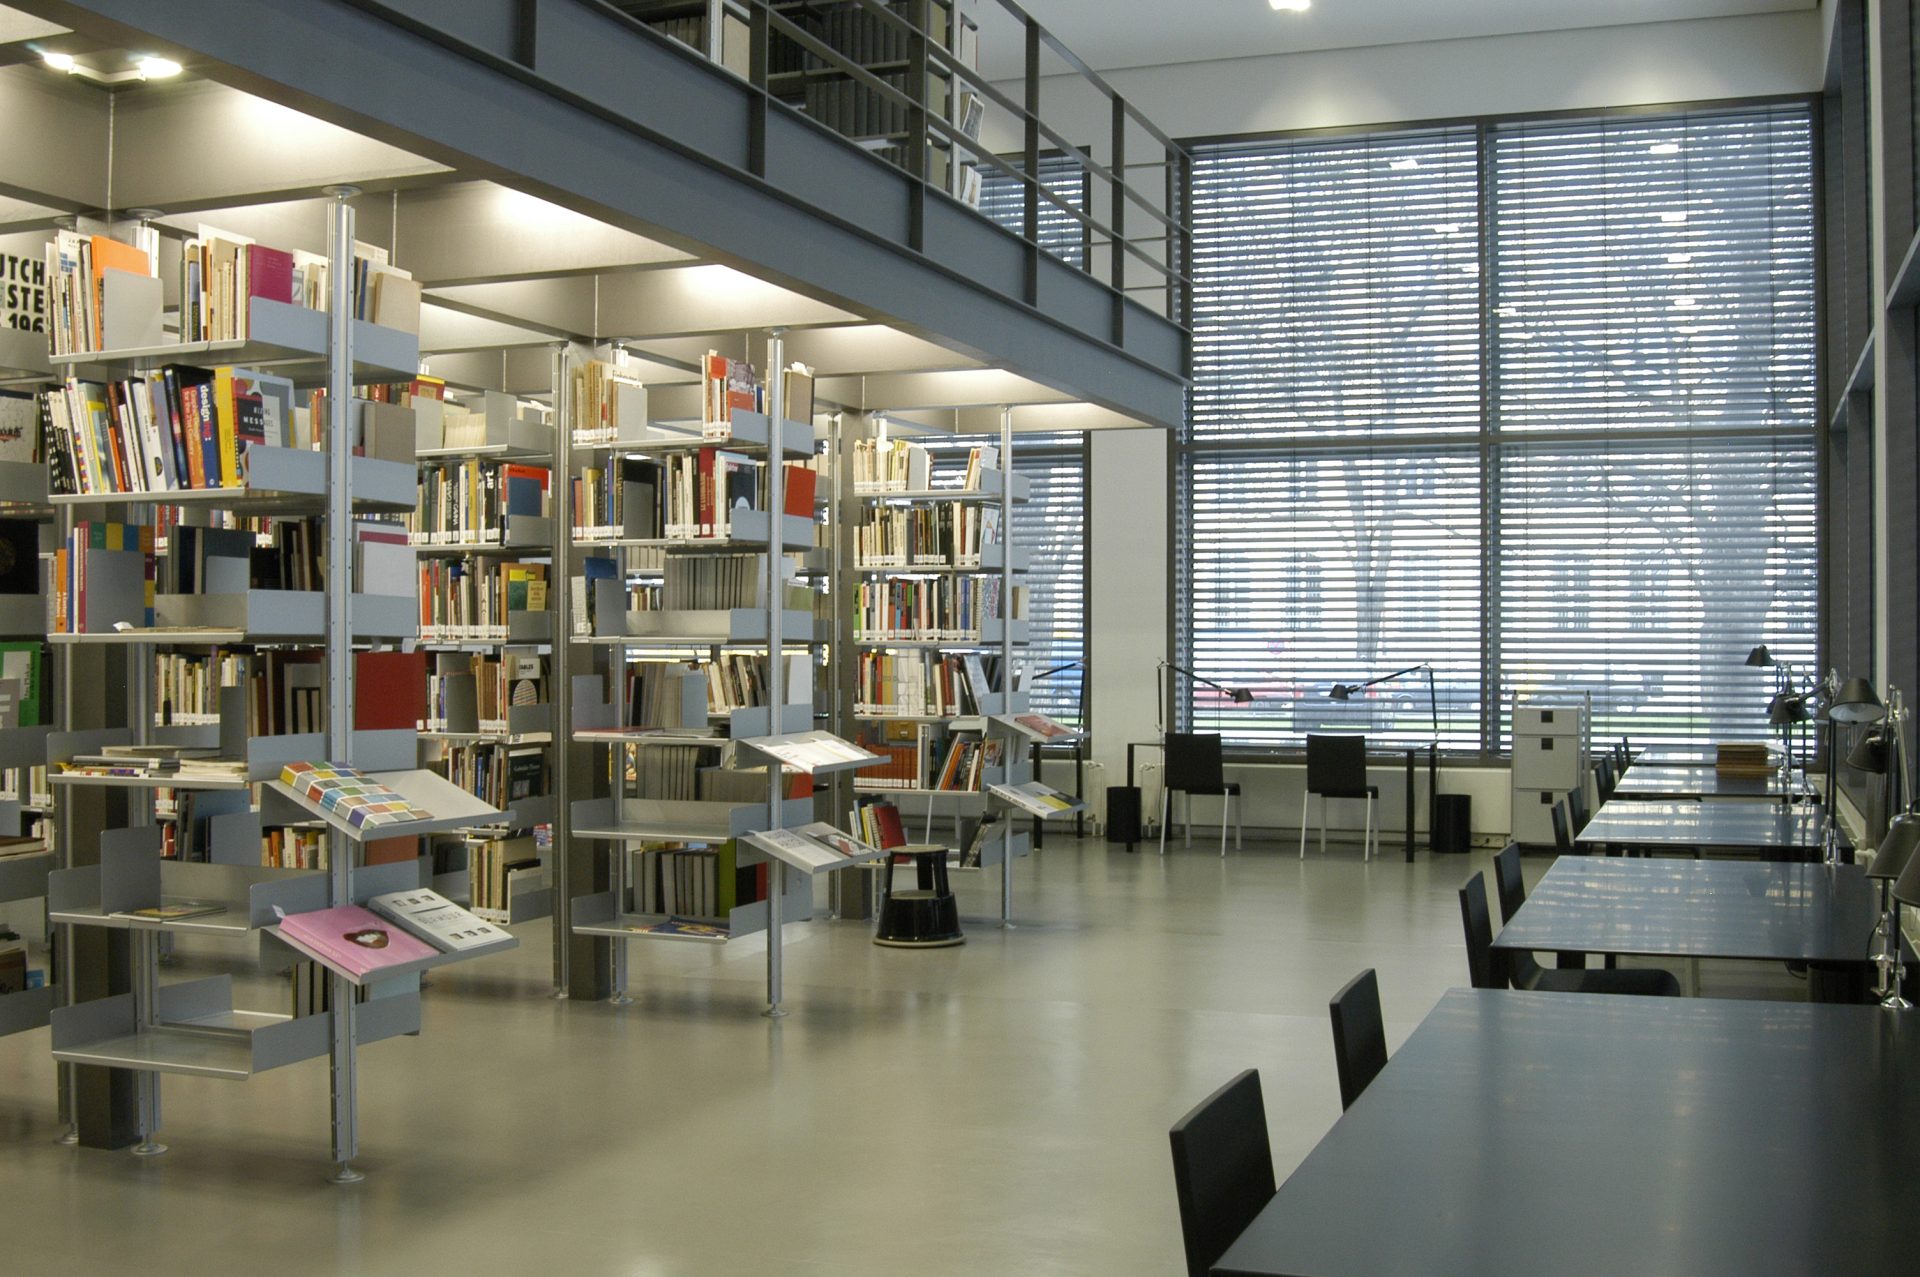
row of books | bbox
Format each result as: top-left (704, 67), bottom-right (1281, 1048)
top-left (261, 827), bottom-right (327, 871)
top-left (624, 744), bottom-right (712, 803)
top-left (633, 840), bottom-right (767, 923)
top-left (43, 367), bottom-right (294, 496)
top-left (569, 359), bottom-right (646, 446)
top-left (854, 650), bottom-right (992, 717)
top-left (409, 461), bottom-right (550, 543)
top-left (43, 227), bottom-right (161, 357)
top-left (856, 721), bottom-right (1003, 791)
top-left (852, 575), bottom-right (1012, 642)
top-left (0, 766), bottom-right (52, 809)
top-left (429, 741), bottom-right (546, 815)
top-left (425, 652), bottom-right (548, 733)
top-left (855, 502), bottom-right (1002, 568)
top-left (417, 559), bottom-right (547, 641)
top-left (183, 231), bottom-right (420, 339)
top-left (852, 439), bottom-right (1000, 493)
top-left (661, 552), bottom-right (780, 611)
top-left (469, 834), bottom-right (541, 919)
top-left (571, 452), bottom-right (815, 541)
top-left (52, 521), bottom-right (154, 634)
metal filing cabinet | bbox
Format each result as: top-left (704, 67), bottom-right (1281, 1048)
top-left (1510, 695), bottom-right (1591, 847)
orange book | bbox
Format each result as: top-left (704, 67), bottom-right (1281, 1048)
top-left (88, 236), bottom-right (152, 349)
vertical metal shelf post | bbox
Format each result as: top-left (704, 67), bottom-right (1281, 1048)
top-left (322, 185), bottom-right (363, 1185)
top-left (998, 405), bottom-right (1015, 927)
top-left (550, 342), bottom-right (574, 999)
top-left (764, 328), bottom-right (789, 1017)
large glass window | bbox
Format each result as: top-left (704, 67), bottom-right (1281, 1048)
top-left (980, 151), bottom-right (1091, 270)
top-left (1179, 104), bottom-right (1819, 752)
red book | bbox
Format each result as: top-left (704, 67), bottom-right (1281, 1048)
top-left (782, 463), bottom-right (816, 518)
top-left (244, 244), bottom-right (294, 305)
top-left (874, 803), bottom-right (906, 850)
top-left (354, 650), bottom-right (427, 731)
top-left (697, 447), bottom-right (716, 537)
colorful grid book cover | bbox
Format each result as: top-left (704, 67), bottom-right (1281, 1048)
top-left (280, 761), bottom-right (433, 829)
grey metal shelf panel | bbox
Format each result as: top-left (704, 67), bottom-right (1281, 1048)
top-left (50, 975), bottom-right (332, 1080)
top-left (856, 469), bottom-right (1031, 503)
top-left (570, 794), bottom-right (812, 842)
top-left (0, 459), bottom-right (49, 507)
top-left (572, 512), bottom-right (815, 552)
top-left (574, 410), bottom-right (812, 458)
top-left (0, 327), bottom-right (51, 382)
top-left (0, 984), bottom-right (56, 1038)
top-left (49, 299), bottom-right (419, 385)
top-left (0, 726), bottom-right (54, 770)
top-left (263, 768), bottom-right (507, 842)
top-left (49, 449), bottom-right (415, 515)
top-left (49, 859), bottom-right (330, 936)
top-left (0, 850), bottom-right (53, 904)
top-left (587, 607), bottom-right (814, 645)
top-left (420, 609), bottom-right (553, 646)
top-left (568, 889), bottom-right (770, 943)
top-left (411, 514), bottom-right (553, 555)
top-left (51, 591), bottom-right (419, 644)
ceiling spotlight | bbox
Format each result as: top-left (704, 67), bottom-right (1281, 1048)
top-left (1269, 0), bottom-right (1312, 11)
top-left (137, 56), bottom-right (183, 79)
top-left (41, 51), bottom-right (76, 72)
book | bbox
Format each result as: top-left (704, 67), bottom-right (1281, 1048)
top-left (274, 903), bottom-right (438, 980)
top-left (0, 392), bottom-right (38, 463)
top-left (0, 835), bottom-right (48, 859)
top-left (987, 780), bottom-right (1082, 818)
top-left (794, 820), bottom-right (884, 862)
top-left (279, 761), bottom-right (434, 829)
top-left (367, 887), bottom-right (508, 952)
top-left (742, 731), bottom-right (876, 774)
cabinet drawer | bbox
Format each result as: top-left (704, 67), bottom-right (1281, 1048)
top-left (1512, 734), bottom-right (1584, 789)
top-left (1511, 788), bottom-right (1564, 845)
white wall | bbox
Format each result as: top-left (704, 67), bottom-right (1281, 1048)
top-left (1076, 9), bottom-right (1825, 842)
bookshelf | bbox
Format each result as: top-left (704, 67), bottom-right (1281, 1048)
top-left (0, 458), bottom-right (56, 1039)
top-left (407, 390), bottom-right (560, 926)
top-left (554, 337), bottom-right (874, 1012)
top-left (843, 420), bottom-right (1037, 921)
top-left (33, 194), bottom-right (507, 1178)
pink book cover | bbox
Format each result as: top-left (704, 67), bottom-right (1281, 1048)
top-left (276, 904), bottom-right (437, 979)
top-left (245, 244), bottom-right (295, 305)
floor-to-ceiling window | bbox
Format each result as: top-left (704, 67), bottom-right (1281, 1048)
top-left (1178, 103), bottom-right (1819, 753)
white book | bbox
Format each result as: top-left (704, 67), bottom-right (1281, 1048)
top-left (368, 888), bottom-right (509, 953)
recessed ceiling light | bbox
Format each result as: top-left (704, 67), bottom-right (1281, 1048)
top-left (137, 56), bottom-right (182, 79)
top-left (42, 51), bottom-right (76, 71)
top-left (1269, 0), bottom-right (1312, 12)
top-left (1389, 157), bottom-right (1419, 171)
top-left (1649, 142), bottom-right (1682, 155)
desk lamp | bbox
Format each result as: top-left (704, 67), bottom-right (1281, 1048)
top-left (1827, 678), bottom-right (1886, 864)
top-left (1329, 662), bottom-right (1439, 746)
top-left (1874, 819), bottom-right (1920, 1009)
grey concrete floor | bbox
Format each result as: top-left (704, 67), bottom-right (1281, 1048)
top-left (0, 838), bottom-right (1804, 1275)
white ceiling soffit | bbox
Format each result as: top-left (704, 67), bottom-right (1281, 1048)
top-left (0, 193), bottom-right (65, 230)
top-left (0, 6), bottom-right (64, 45)
top-left (390, 183), bottom-right (694, 286)
top-left (887, 403), bottom-right (1152, 433)
top-left (819, 367), bottom-right (1074, 412)
top-left (427, 265), bottom-right (860, 342)
top-left (986, 0), bottom-right (1813, 76)
top-left (618, 325), bottom-right (983, 379)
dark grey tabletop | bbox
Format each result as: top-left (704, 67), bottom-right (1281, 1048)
top-left (1576, 797), bottom-right (1828, 855)
top-left (1614, 763), bottom-right (1807, 799)
top-left (1214, 990), bottom-right (1920, 1277)
top-left (1490, 857), bottom-right (1877, 963)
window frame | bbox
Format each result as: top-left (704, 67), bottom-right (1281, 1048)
top-left (1172, 95), bottom-right (1827, 763)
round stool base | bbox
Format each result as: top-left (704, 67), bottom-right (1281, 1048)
top-left (874, 888), bottom-right (963, 947)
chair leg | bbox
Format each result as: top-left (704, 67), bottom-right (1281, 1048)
top-left (1184, 791), bottom-right (1191, 847)
top-left (1362, 796), bottom-right (1372, 862)
top-left (1235, 793), bottom-right (1243, 849)
top-left (1299, 790), bottom-right (1309, 859)
top-left (1219, 794), bottom-right (1228, 858)
top-left (1159, 788), bottom-right (1169, 856)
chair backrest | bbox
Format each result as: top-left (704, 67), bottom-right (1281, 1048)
top-left (1168, 1069), bottom-right (1277, 1277)
top-left (1551, 799), bottom-right (1573, 853)
top-left (1328, 969), bottom-right (1389, 1111)
top-left (1306, 734), bottom-right (1369, 796)
top-left (1567, 784), bottom-right (1591, 833)
top-left (1595, 758), bottom-right (1616, 801)
top-left (1165, 732), bottom-right (1226, 792)
top-left (1615, 738), bottom-right (1630, 768)
top-left (1492, 843), bottom-right (1527, 924)
top-left (1457, 872), bottom-right (1503, 990)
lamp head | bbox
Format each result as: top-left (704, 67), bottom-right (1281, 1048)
top-left (1229, 688), bottom-right (1254, 705)
top-left (1829, 677), bottom-right (1887, 724)
top-left (1768, 693), bottom-right (1810, 726)
top-left (1746, 644), bottom-right (1776, 668)
top-left (1871, 812), bottom-right (1920, 883)
top-left (1889, 819), bottom-right (1920, 907)
top-left (1849, 727), bottom-right (1891, 773)
top-left (1328, 684), bottom-right (1353, 702)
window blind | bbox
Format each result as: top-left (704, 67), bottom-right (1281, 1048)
top-left (1180, 105), bottom-right (1819, 753)
top-left (979, 152), bottom-right (1091, 270)
top-left (923, 431), bottom-right (1089, 725)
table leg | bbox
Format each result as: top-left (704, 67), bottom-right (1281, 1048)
top-left (1125, 742), bottom-right (1138, 852)
top-left (1074, 741), bottom-right (1086, 838)
top-left (1428, 744), bottom-right (1439, 852)
top-left (1404, 749), bottom-right (1415, 863)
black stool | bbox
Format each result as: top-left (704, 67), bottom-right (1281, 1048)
top-left (873, 845), bottom-right (963, 948)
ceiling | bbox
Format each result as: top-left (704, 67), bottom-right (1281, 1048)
top-left (979, 0), bottom-right (1815, 77)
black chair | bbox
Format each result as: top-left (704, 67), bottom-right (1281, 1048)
top-left (1301, 733), bottom-right (1379, 861)
top-left (1168, 1070), bottom-right (1276, 1277)
top-left (1328, 969), bottom-right (1388, 1111)
top-left (1460, 870), bottom-right (1682, 997)
top-left (1550, 799), bottom-right (1574, 855)
top-left (1160, 732), bottom-right (1242, 857)
top-left (1493, 843), bottom-right (1527, 924)
top-left (1618, 736), bottom-right (1633, 766)
top-left (1595, 756), bottom-right (1618, 802)
top-left (1567, 784), bottom-right (1591, 835)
